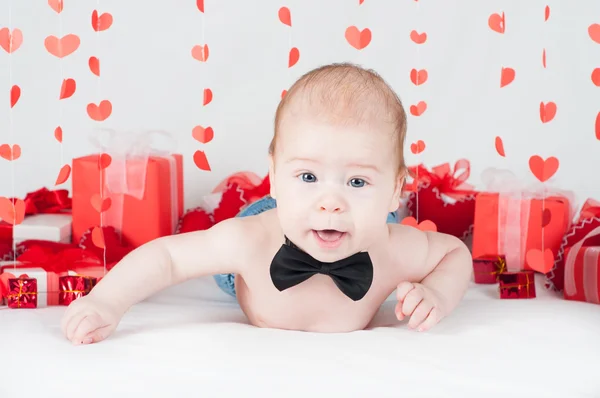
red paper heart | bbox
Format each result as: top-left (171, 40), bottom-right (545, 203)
top-left (488, 12), bottom-right (505, 34)
top-left (410, 69), bottom-right (428, 85)
top-left (542, 49), bottom-right (547, 68)
top-left (544, 6), bottom-right (550, 22)
top-left (288, 47), bottom-right (300, 68)
top-left (92, 10), bottom-right (113, 32)
top-left (48, 0), bottom-right (63, 13)
top-left (87, 100), bottom-right (112, 121)
top-left (0, 198), bottom-right (25, 225)
top-left (495, 136), bottom-right (506, 157)
top-left (592, 68), bottom-right (600, 87)
top-left (192, 126), bottom-right (214, 144)
top-left (410, 30), bottom-right (427, 44)
top-left (410, 140), bottom-right (426, 154)
top-left (401, 216), bottom-right (437, 232)
top-left (0, 28), bottom-right (23, 53)
top-left (91, 227), bottom-right (105, 249)
top-left (54, 126), bottom-right (63, 143)
top-left (529, 155), bottom-right (559, 182)
top-left (500, 67), bottom-right (515, 87)
top-left (278, 7), bottom-right (291, 26)
top-left (60, 78), bottom-right (76, 99)
top-left (345, 26), bottom-right (372, 50)
top-left (91, 195), bottom-right (111, 212)
top-left (410, 101), bottom-right (427, 116)
top-left (197, 0), bottom-right (204, 12)
top-left (89, 57), bottom-right (100, 76)
top-left (589, 24), bottom-right (600, 44)
top-left (539, 101), bottom-right (557, 123)
top-left (98, 153), bottom-right (112, 170)
top-left (281, 90), bottom-right (287, 99)
top-left (596, 112), bottom-right (600, 141)
top-left (191, 44), bottom-right (209, 62)
top-left (526, 248), bottom-right (554, 273)
top-left (55, 164), bottom-right (71, 185)
top-left (203, 88), bottom-right (213, 106)
top-left (0, 144), bottom-right (21, 161)
top-left (44, 34), bottom-right (80, 58)
top-left (542, 208), bottom-right (552, 228)
top-left (194, 150), bottom-right (211, 171)
top-left (10, 85), bottom-right (20, 108)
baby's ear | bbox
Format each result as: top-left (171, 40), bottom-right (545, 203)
top-left (389, 168), bottom-right (406, 212)
top-left (268, 154), bottom-right (277, 199)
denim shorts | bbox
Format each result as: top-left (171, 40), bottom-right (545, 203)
top-left (212, 196), bottom-right (398, 298)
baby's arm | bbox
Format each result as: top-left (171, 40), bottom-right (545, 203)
top-left (394, 228), bottom-right (472, 331)
top-left (61, 217), bottom-right (254, 344)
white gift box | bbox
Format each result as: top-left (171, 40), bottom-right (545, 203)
top-left (12, 213), bottom-right (72, 243)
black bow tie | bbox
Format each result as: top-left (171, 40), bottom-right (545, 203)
top-left (269, 237), bottom-right (374, 301)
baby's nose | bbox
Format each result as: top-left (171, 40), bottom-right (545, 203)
top-left (318, 196), bottom-right (345, 213)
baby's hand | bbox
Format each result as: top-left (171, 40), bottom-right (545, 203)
top-left (60, 295), bottom-right (124, 345)
top-left (395, 281), bottom-right (444, 332)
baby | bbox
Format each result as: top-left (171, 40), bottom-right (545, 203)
top-left (61, 63), bottom-right (472, 344)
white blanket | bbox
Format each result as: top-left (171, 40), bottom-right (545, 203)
top-left (1, 274), bottom-right (599, 397)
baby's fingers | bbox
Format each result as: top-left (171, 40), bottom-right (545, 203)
top-left (71, 313), bottom-right (105, 345)
top-left (415, 308), bottom-right (441, 332)
top-left (396, 282), bottom-right (415, 302)
top-left (408, 301), bottom-right (433, 330)
top-left (401, 286), bottom-right (424, 317)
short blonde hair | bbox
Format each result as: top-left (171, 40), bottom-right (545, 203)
top-left (269, 63), bottom-right (408, 175)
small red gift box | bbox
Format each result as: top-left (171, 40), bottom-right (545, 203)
top-left (72, 147), bottom-right (183, 248)
top-left (473, 255), bottom-right (506, 284)
top-left (406, 159), bottom-right (478, 240)
top-left (58, 275), bottom-right (98, 306)
top-left (498, 271), bottom-right (536, 299)
top-left (7, 277), bottom-right (38, 308)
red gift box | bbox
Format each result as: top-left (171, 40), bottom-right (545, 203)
top-left (58, 275), bottom-right (98, 306)
top-left (498, 271), bottom-right (536, 299)
top-left (1, 262), bottom-right (66, 306)
top-left (563, 224), bottom-right (600, 304)
top-left (473, 255), bottom-right (506, 284)
top-left (547, 199), bottom-right (600, 292)
top-left (406, 159), bottom-right (478, 240)
top-left (72, 149), bottom-right (183, 248)
top-left (7, 277), bottom-right (38, 308)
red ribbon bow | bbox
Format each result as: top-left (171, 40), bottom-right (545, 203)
top-left (407, 159), bottom-right (474, 200)
top-left (22, 187), bottom-right (71, 215)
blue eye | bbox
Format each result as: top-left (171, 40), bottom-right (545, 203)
top-left (349, 178), bottom-right (367, 188)
top-left (300, 173), bottom-right (317, 183)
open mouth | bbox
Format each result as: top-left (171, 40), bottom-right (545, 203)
top-left (312, 229), bottom-right (346, 248)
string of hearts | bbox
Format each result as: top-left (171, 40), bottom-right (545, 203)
top-left (191, 0), bottom-right (212, 172)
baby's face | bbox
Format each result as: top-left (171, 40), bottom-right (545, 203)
top-left (270, 115), bottom-right (402, 262)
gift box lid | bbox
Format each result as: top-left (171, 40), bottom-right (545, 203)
top-left (12, 214), bottom-right (72, 242)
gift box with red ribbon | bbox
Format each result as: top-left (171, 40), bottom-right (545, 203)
top-left (6, 277), bottom-right (38, 309)
top-left (498, 270), bottom-right (536, 299)
top-left (0, 262), bottom-right (65, 307)
top-left (72, 130), bottom-right (184, 248)
top-left (471, 169), bottom-right (573, 273)
top-left (406, 159), bottom-right (478, 240)
top-left (58, 275), bottom-right (98, 306)
top-left (546, 198), bottom-right (600, 292)
top-left (472, 255), bottom-right (506, 284)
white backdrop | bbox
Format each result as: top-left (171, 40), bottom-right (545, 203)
top-left (0, 0), bottom-right (599, 210)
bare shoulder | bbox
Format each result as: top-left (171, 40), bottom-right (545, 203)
top-left (386, 223), bottom-right (466, 281)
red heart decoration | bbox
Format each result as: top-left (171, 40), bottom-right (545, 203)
top-left (0, 144), bottom-right (21, 161)
top-left (92, 10), bottom-right (113, 32)
top-left (0, 197), bottom-right (25, 225)
top-left (345, 26), bottom-right (372, 50)
top-left (589, 24), bottom-right (600, 44)
top-left (89, 57), bottom-right (100, 76)
top-left (410, 140), bottom-right (426, 154)
top-left (98, 153), bottom-right (112, 170)
top-left (91, 227), bottom-right (105, 249)
top-left (60, 78), bottom-right (76, 99)
top-left (288, 47), bottom-right (300, 68)
top-left (542, 49), bottom-right (547, 68)
top-left (495, 136), bottom-right (506, 157)
top-left (278, 7), bottom-right (291, 26)
top-left (176, 208), bottom-right (214, 234)
top-left (410, 69), bottom-right (428, 86)
top-left (500, 67), bottom-right (515, 87)
top-left (488, 12), bottom-right (505, 34)
top-left (281, 90), bottom-right (287, 99)
top-left (0, 28), bottom-right (23, 53)
top-left (87, 100), bottom-right (112, 121)
top-left (55, 164), bottom-right (71, 185)
top-left (592, 68), bottom-right (600, 87)
top-left (539, 101), bottom-right (557, 123)
top-left (10, 85), bottom-right (20, 108)
top-left (91, 195), bottom-right (112, 212)
top-left (596, 112), bottom-right (600, 141)
top-left (54, 126), bottom-right (63, 143)
top-left (194, 150), bottom-right (211, 171)
top-left (48, 0), bottom-right (63, 13)
top-left (192, 44), bottom-right (209, 62)
top-left (44, 34), bottom-right (80, 58)
top-left (197, 0), bottom-right (204, 12)
top-left (526, 248), bottom-right (554, 273)
top-left (409, 101), bottom-right (427, 116)
top-left (529, 155), bottom-right (559, 182)
top-left (541, 208), bottom-right (552, 228)
top-left (410, 30), bottom-right (427, 44)
top-left (401, 216), bottom-right (437, 232)
top-left (203, 88), bottom-right (213, 106)
top-left (544, 6), bottom-right (550, 22)
top-left (192, 126), bottom-right (214, 144)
